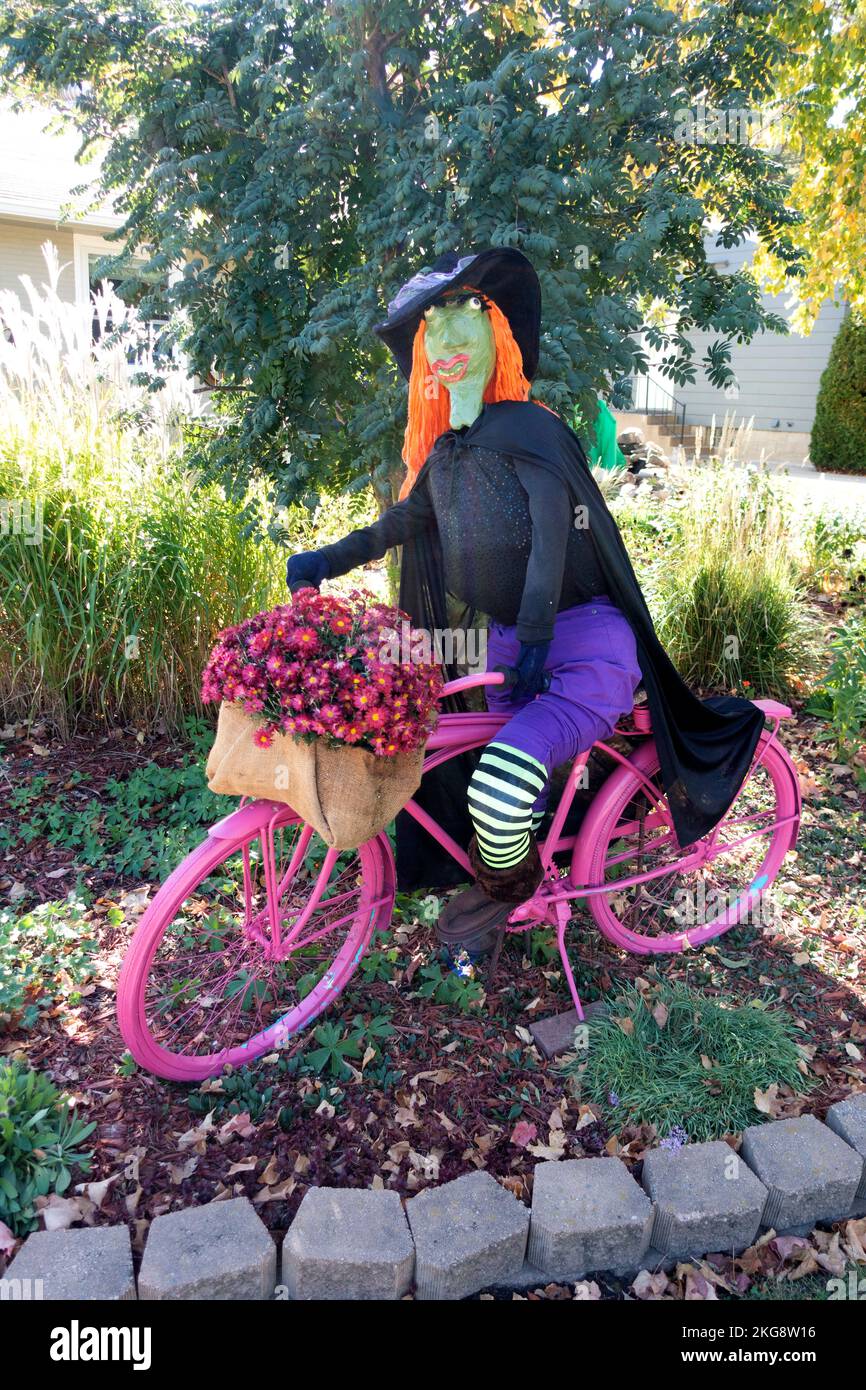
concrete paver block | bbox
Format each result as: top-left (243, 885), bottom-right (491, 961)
top-left (139, 1197), bottom-right (275, 1300)
top-left (3, 1224), bottom-right (135, 1300)
top-left (740, 1115), bottom-right (862, 1232)
top-left (528, 1002), bottom-right (609, 1060)
top-left (527, 1157), bottom-right (652, 1278)
top-left (641, 1140), bottom-right (767, 1257)
top-left (825, 1093), bottom-right (866, 1201)
top-left (282, 1187), bottom-right (414, 1300)
top-left (407, 1170), bottom-right (529, 1300)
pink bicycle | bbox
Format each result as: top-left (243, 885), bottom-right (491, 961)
top-left (117, 673), bottom-right (801, 1081)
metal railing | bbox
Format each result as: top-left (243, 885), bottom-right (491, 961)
top-left (620, 374), bottom-right (687, 444)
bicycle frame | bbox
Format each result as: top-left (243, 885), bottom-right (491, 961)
top-left (400, 671), bottom-right (797, 1020)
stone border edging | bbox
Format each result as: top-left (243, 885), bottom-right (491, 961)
top-left (5, 1097), bottom-right (866, 1300)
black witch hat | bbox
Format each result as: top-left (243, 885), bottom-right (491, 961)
top-left (374, 247), bottom-right (541, 382)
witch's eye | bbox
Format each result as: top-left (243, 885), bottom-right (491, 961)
top-left (468, 296), bottom-right (483, 310)
top-left (425, 304), bottom-right (438, 319)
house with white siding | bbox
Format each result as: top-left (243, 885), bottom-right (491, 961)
top-left (618, 236), bottom-right (846, 465)
top-left (0, 102), bottom-right (127, 310)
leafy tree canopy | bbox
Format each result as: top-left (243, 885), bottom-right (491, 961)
top-left (761, 0), bottom-right (866, 331)
top-left (1, 0), bottom-right (805, 524)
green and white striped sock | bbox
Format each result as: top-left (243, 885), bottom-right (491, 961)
top-left (468, 742), bottom-right (548, 869)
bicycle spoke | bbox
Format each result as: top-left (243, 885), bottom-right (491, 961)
top-left (598, 757), bottom-right (780, 939)
top-left (138, 826), bottom-right (377, 1059)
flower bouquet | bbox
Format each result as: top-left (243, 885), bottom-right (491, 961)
top-left (202, 588), bottom-right (442, 849)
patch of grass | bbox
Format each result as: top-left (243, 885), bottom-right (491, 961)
top-left (744, 1271), bottom-right (850, 1301)
top-left (652, 466), bottom-right (821, 698)
top-left (804, 606), bottom-right (866, 762)
top-left (561, 981), bottom-right (811, 1141)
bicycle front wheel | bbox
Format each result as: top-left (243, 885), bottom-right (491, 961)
top-left (117, 803), bottom-right (395, 1081)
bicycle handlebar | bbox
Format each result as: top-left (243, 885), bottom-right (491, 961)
top-left (441, 669), bottom-right (509, 697)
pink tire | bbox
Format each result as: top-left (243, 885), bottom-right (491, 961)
top-left (573, 731), bottom-right (801, 954)
top-left (117, 800), bottom-right (395, 1081)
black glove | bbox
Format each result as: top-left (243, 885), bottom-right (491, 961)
top-left (512, 639), bottom-right (552, 700)
top-left (286, 550), bottom-right (331, 594)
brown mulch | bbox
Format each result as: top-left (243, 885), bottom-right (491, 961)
top-left (1, 709), bottom-right (865, 1270)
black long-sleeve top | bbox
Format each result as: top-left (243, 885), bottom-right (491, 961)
top-left (319, 429), bottom-right (606, 642)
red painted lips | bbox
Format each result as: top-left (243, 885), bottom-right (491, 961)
top-left (431, 353), bottom-right (470, 383)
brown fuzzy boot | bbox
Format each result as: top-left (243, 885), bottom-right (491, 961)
top-left (467, 835), bottom-right (544, 904)
top-left (436, 885), bottom-right (515, 957)
top-left (436, 839), bottom-right (544, 958)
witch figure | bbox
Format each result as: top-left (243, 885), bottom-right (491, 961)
top-left (287, 248), bottom-right (764, 959)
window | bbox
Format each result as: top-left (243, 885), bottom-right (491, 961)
top-left (73, 232), bottom-right (170, 358)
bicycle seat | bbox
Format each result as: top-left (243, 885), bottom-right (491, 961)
top-left (751, 698), bottom-right (793, 719)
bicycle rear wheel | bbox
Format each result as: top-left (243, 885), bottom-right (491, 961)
top-left (117, 803), bottom-right (395, 1080)
top-left (577, 732), bottom-right (800, 954)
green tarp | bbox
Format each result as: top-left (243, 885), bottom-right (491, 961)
top-left (575, 398), bottom-right (628, 471)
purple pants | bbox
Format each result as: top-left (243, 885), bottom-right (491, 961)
top-left (485, 596), bottom-right (642, 807)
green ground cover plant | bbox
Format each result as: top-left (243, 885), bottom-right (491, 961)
top-left (0, 895), bottom-right (100, 1032)
top-left (562, 980), bottom-right (811, 1142)
top-left (0, 1059), bottom-right (96, 1235)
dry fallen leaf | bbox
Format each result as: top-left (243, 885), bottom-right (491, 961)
top-left (39, 1195), bottom-right (86, 1232)
top-left (177, 1110), bottom-right (215, 1153)
top-left (510, 1120), bottom-right (538, 1149)
top-left (754, 1083), bottom-right (781, 1116)
top-left (168, 1156), bottom-right (199, 1185)
top-left (573, 1280), bottom-right (602, 1300)
top-left (631, 1268), bottom-right (670, 1300)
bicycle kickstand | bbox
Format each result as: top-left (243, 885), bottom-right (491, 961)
top-left (554, 899), bottom-right (585, 1022)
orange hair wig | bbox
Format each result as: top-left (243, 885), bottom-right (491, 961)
top-left (398, 294), bottom-right (540, 499)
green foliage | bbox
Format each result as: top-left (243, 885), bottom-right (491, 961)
top-left (1, 722), bottom-right (224, 879)
top-left (745, 1271), bottom-right (847, 1302)
top-left (0, 443), bottom-right (286, 735)
top-left (652, 465), bottom-right (820, 697)
top-left (561, 981), bottom-right (810, 1141)
top-left (0, 896), bottom-right (99, 1032)
top-left (188, 1066), bottom-right (283, 1122)
top-left (0, 1059), bottom-right (96, 1235)
top-left (357, 941), bottom-right (400, 985)
top-left (763, 2), bottom-right (866, 327)
top-left (414, 961), bottom-right (485, 1013)
top-left (0, 0), bottom-right (804, 514)
top-left (304, 1021), bottom-right (364, 1080)
top-left (805, 607), bottom-right (866, 756)
top-left (811, 313), bottom-right (866, 474)
top-left (803, 509), bottom-right (866, 597)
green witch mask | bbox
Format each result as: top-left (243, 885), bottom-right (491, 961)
top-left (423, 293), bottom-right (496, 428)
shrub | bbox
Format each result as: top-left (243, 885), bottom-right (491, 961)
top-left (561, 981), bottom-right (810, 1141)
top-left (802, 510), bottom-right (866, 598)
top-left (0, 259), bottom-right (287, 734)
top-left (811, 313), bottom-right (866, 475)
top-left (0, 254), bottom-right (377, 734)
top-left (804, 607), bottom-right (866, 756)
top-left (652, 465), bottom-right (821, 697)
top-left (0, 896), bottom-right (98, 1032)
top-left (0, 1059), bottom-right (96, 1235)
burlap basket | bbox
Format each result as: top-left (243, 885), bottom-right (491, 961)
top-left (205, 701), bottom-right (425, 850)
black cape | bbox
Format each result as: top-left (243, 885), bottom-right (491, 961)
top-left (395, 399), bottom-right (764, 891)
